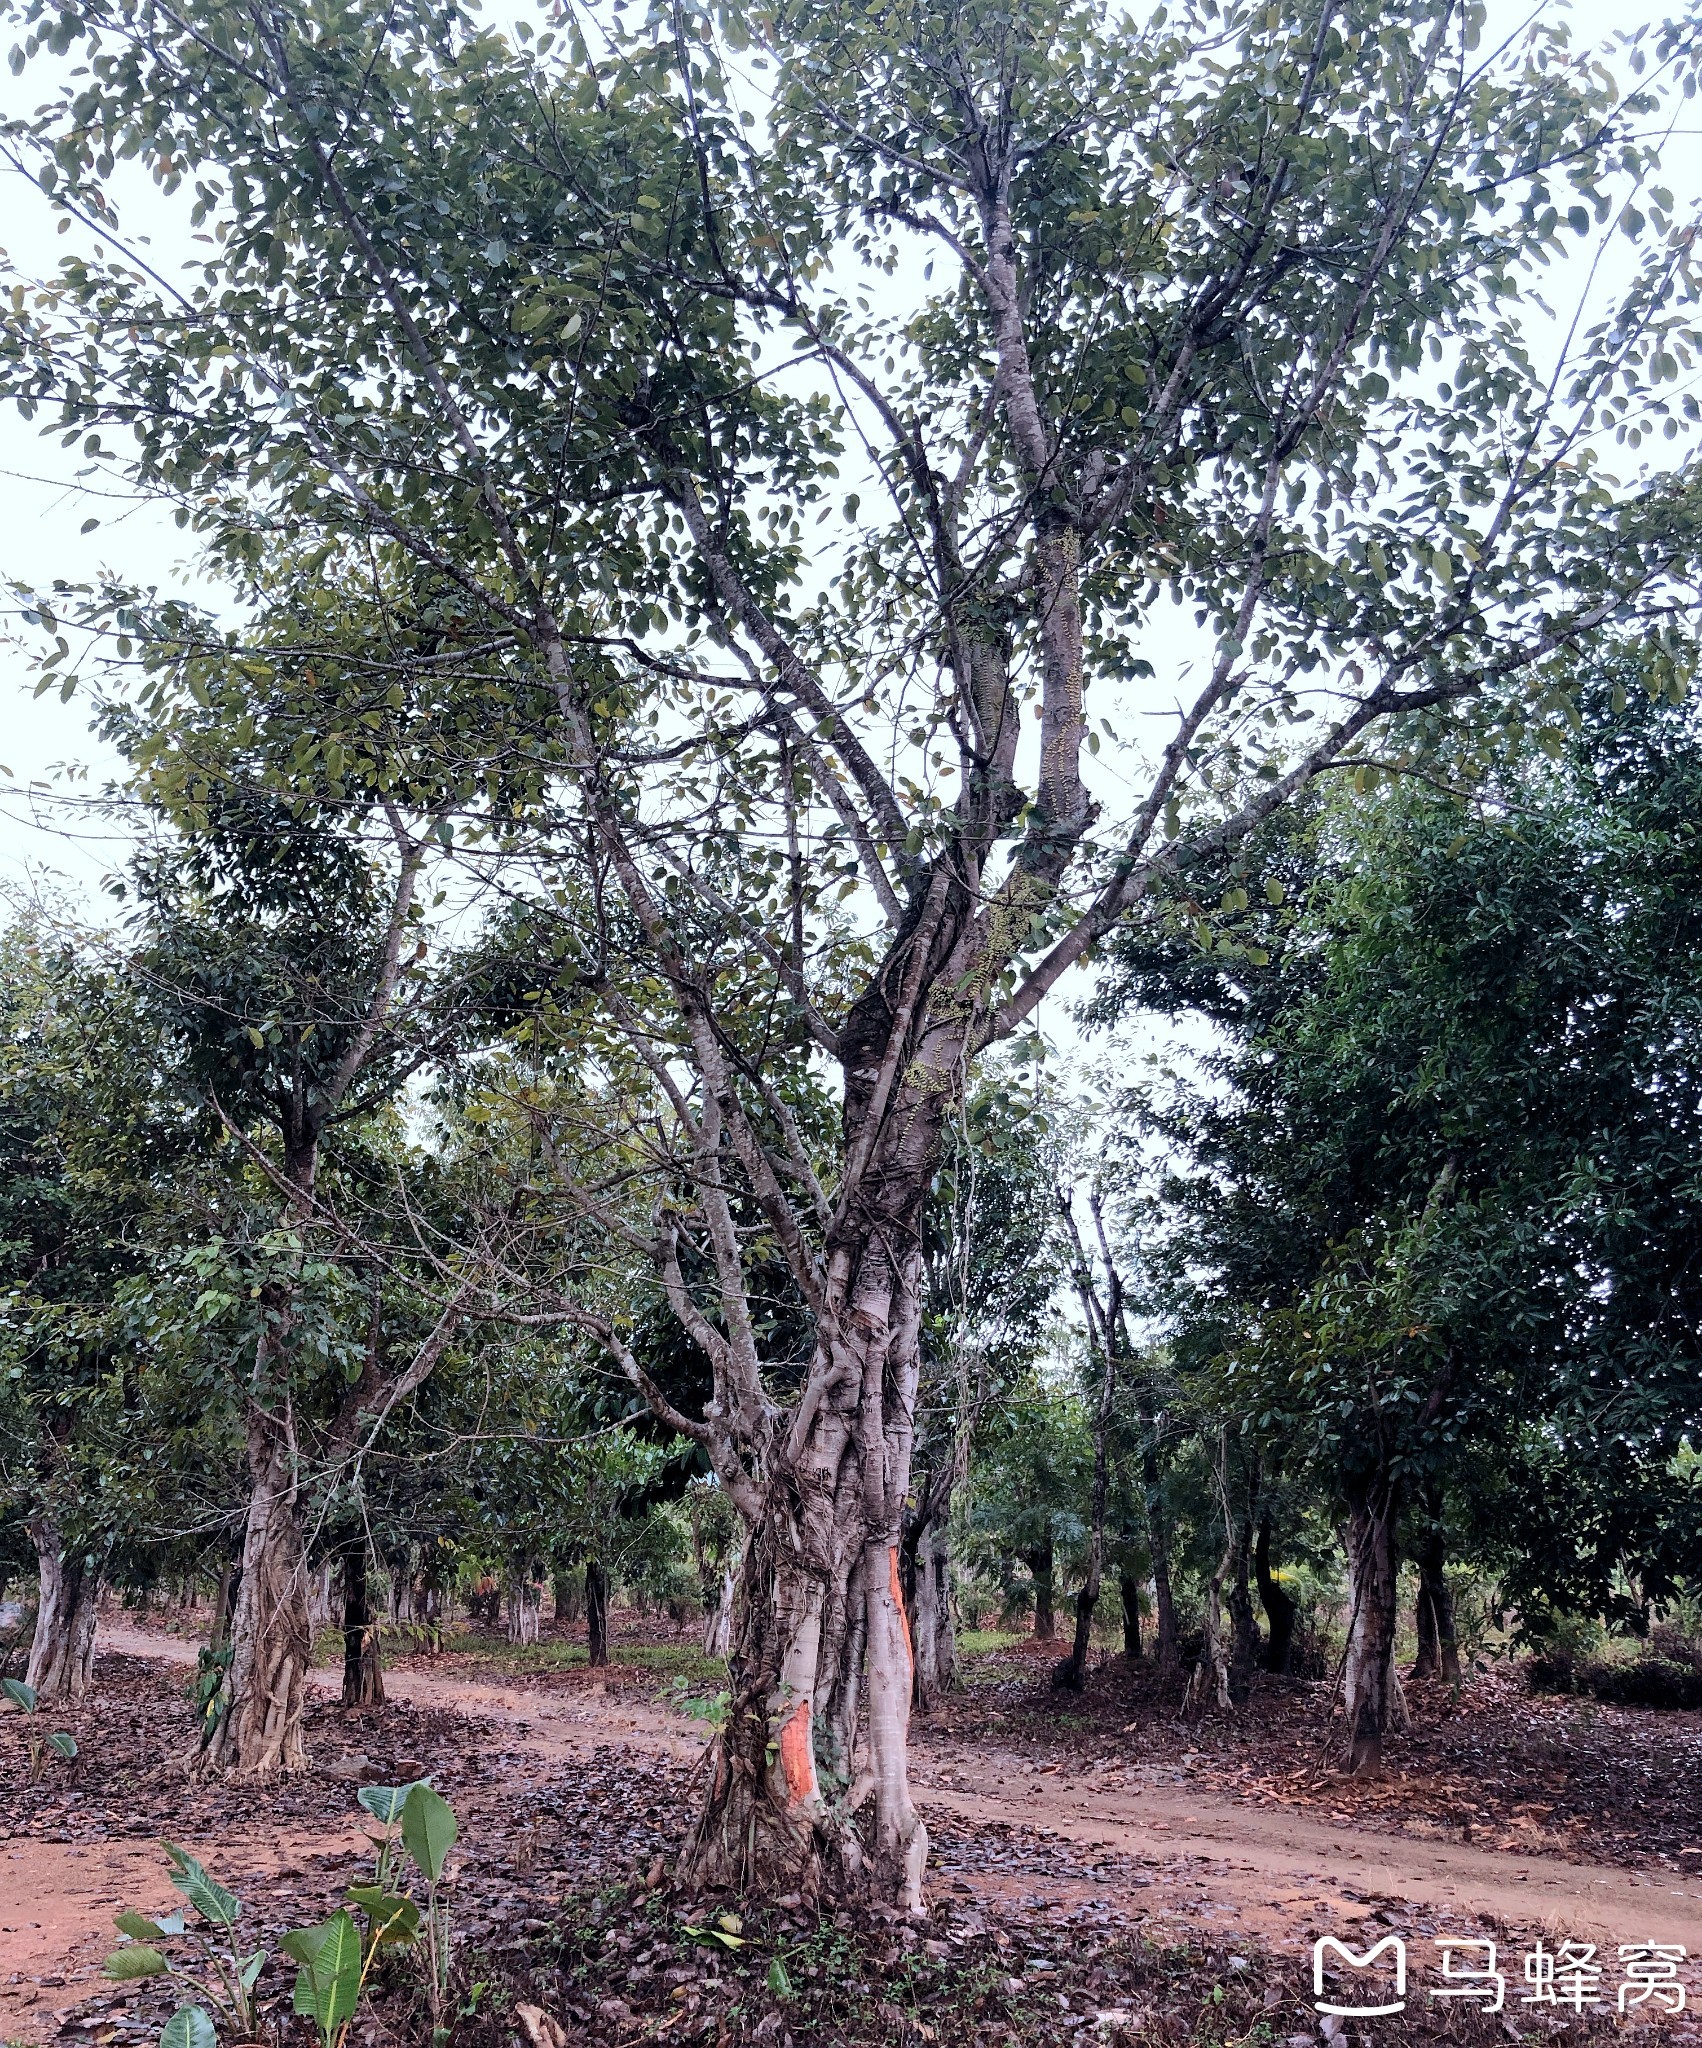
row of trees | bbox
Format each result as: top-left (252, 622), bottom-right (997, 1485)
top-left (1, 0), bottom-right (1701, 1911)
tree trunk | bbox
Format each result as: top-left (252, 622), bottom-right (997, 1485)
top-left (25, 1518), bottom-right (99, 1703)
top-left (209, 1554), bottom-right (239, 1651)
top-left (909, 1520), bottom-right (954, 1710)
top-left (585, 1559), bottom-right (609, 1668)
top-left (1225, 1458), bottom-right (1260, 1705)
top-left (702, 1562), bottom-right (735, 1659)
top-left (204, 1405), bottom-right (311, 1774)
top-left (677, 1235), bottom-right (930, 1914)
top-left (505, 1572), bottom-right (542, 1646)
top-left (1056, 1326), bottom-right (1114, 1693)
top-left (1136, 1393), bottom-right (1182, 1674)
top-left (1120, 1569), bottom-right (1143, 1662)
top-left (1254, 1510), bottom-right (1297, 1675)
top-left (1342, 1470), bottom-right (1402, 1777)
top-left (1412, 1519), bottom-right (1460, 1684)
top-left (554, 1566), bottom-right (583, 1626)
top-left (338, 1539), bottom-right (384, 1708)
top-left (1026, 1538), bottom-right (1056, 1641)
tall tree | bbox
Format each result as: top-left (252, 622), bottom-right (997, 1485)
top-left (6, 0), bottom-right (1702, 1895)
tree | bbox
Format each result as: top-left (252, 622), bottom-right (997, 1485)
top-left (1104, 658), bottom-right (1702, 1768)
top-left (0, 925), bottom-right (188, 1698)
top-left (6, 0), bottom-right (1702, 1896)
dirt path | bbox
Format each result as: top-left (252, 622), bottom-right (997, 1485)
top-left (7, 1624), bottom-right (1697, 2041)
top-left (96, 1625), bottom-right (1702, 1941)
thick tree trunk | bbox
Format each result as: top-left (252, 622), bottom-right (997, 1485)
top-left (1120, 1569), bottom-right (1143, 1662)
top-left (1026, 1538), bottom-right (1056, 1641)
top-left (1413, 1522), bottom-right (1460, 1684)
top-left (25, 1518), bottom-right (99, 1703)
top-left (585, 1559), bottom-right (609, 1668)
top-left (678, 1235), bottom-right (930, 1913)
top-left (338, 1539), bottom-right (384, 1708)
top-left (204, 1405), bottom-right (311, 1774)
top-left (909, 1520), bottom-right (954, 1710)
top-left (1255, 1510), bottom-right (1298, 1675)
top-left (1342, 1471), bottom-right (1403, 1777)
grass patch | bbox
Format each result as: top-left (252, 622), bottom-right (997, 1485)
top-left (957, 1629), bottom-right (1024, 1655)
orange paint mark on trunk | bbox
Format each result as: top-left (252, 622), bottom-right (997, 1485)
top-left (778, 1697), bottom-right (815, 1807)
top-left (888, 1544), bottom-right (913, 1678)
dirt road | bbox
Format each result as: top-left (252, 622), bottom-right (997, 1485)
top-left (4, 1624), bottom-right (1697, 2044)
top-left (94, 1624), bottom-right (1702, 1942)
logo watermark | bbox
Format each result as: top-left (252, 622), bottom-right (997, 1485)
top-left (1313, 1936), bottom-right (1690, 2018)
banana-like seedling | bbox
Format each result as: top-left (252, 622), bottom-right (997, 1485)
top-left (1, 1677), bottom-right (78, 1783)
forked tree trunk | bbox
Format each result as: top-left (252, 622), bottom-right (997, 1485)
top-left (585, 1560), bottom-right (609, 1668)
top-left (1255, 1510), bottom-right (1298, 1675)
top-left (338, 1539), bottom-right (384, 1708)
top-left (25, 1518), bottom-right (100, 1702)
top-left (1412, 1522), bottom-right (1460, 1683)
top-left (678, 1235), bottom-right (930, 1914)
top-left (1342, 1470), bottom-right (1403, 1776)
top-left (1120, 1569), bottom-right (1143, 1662)
top-left (204, 1405), bottom-right (311, 1774)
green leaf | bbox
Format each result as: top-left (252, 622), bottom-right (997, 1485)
top-left (345, 1886), bottom-right (421, 1945)
top-left (114, 1912), bottom-right (168, 1941)
top-left (160, 2007), bottom-right (216, 2048)
top-left (282, 1909), bottom-right (363, 2035)
top-left (356, 1782), bottom-right (423, 1826)
top-left (237, 1950), bottom-right (266, 1991)
top-left (162, 1842), bottom-right (240, 1928)
top-left (767, 1958), bottom-right (792, 1997)
top-left (104, 1946), bottom-right (168, 1980)
top-left (46, 1731), bottom-right (77, 1759)
top-left (400, 1783), bottom-right (456, 1883)
top-left (2, 1677), bottom-right (38, 1714)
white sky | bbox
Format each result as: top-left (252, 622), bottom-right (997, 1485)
top-left (0, 0), bottom-right (1693, 931)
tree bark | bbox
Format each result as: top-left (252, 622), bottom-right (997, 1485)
top-left (1342, 1470), bottom-right (1403, 1777)
top-left (702, 1561), bottom-right (735, 1659)
top-left (505, 1571), bottom-right (542, 1645)
top-left (1056, 1319), bottom-right (1114, 1693)
top-left (25, 1517), bottom-right (99, 1703)
top-left (338, 1538), bottom-right (384, 1708)
top-left (1254, 1510), bottom-right (1298, 1675)
top-left (1026, 1538), bottom-right (1056, 1641)
top-left (204, 1404), bottom-right (311, 1774)
top-left (554, 1566), bottom-right (583, 1626)
top-left (1135, 1392), bottom-right (1182, 1674)
top-left (1225, 1457), bottom-right (1261, 1704)
top-left (585, 1559), bottom-right (609, 1668)
top-left (677, 1232), bottom-right (930, 1914)
top-left (1120, 1569), bottom-right (1143, 1662)
top-left (909, 1520), bottom-right (954, 1710)
top-left (1413, 1521), bottom-right (1460, 1684)
top-left (209, 1552), bottom-right (239, 1651)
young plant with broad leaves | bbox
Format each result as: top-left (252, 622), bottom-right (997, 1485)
top-left (104, 1842), bottom-right (265, 2048)
top-left (0, 1675), bottom-right (77, 1782)
top-left (7, 0), bottom-right (1702, 1907)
